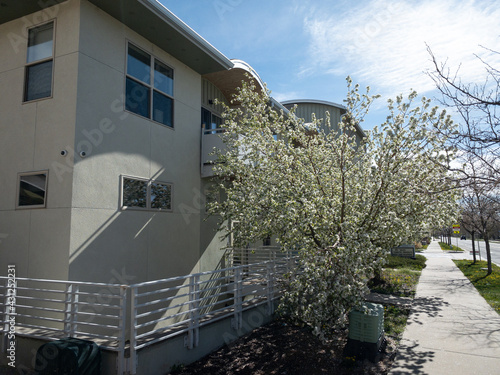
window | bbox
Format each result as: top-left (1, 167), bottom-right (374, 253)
top-left (121, 176), bottom-right (172, 211)
top-left (125, 43), bottom-right (174, 127)
top-left (201, 107), bottom-right (222, 132)
top-left (17, 172), bottom-right (48, 208)
top-left (24, 22), bottom-right (54, 102)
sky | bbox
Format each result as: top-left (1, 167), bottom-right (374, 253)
top-left (161, 0), bottom-right (500, 129)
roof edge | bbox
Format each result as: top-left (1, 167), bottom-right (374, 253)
top-left (142, 0), bottom-right (233, 70)
top-left (281, 99), bottom-right (347, 111)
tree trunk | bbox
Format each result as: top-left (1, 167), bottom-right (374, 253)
top-left (485, 237), bottom-right (492, 275)
top-left (471, 231), bottom-right (476, 263)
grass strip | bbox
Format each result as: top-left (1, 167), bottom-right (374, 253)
top-left (367, 254), bottom-right (426, 345)
top-left (438, 241), bottom-right (464, 252)
top-left (369, 255), bottom-right (426, 298)
top-left (453, 260), bottom-right (500, 315)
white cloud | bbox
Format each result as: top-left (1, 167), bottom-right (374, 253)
top-left (270, 90), bottom-right (303, 102)
top-left (303, 0), bottom-right (500, 99)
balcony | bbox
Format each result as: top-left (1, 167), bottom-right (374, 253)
top-left (201, 127), bottom-right (227, 178)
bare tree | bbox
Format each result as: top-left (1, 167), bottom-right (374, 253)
top-left (460, 157), bottom-right (500, 274)
top-left (427, 45), bottom-right (500, 187)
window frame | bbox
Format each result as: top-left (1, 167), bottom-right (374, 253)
top-left (16, 171), bottom-right (49, 209)
top-left (120, 175), bottom-right (173, 212)
top-left (125, 42), bottom-right (175, 128)
top-left (201, 107), bottom-right (223, 131)
top-left (23, 20), bottom-right (55, 103)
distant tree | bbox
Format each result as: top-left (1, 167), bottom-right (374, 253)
top-left (427, 45), bottom-right (500, 187)
top-left (460, 156), bottom-right (500, 274)
top-left (208, 77), bottom-right (459, 340)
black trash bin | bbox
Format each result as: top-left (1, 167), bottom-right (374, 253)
top-left (35, 337), bottom-right (100, 375)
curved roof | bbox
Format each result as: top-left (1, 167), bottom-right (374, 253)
top-left (203, 59), bottom-right (265, 102)
top-left (281, 99), bottom-right (366, 138)
top-left (281, 99), bottom-right (346, 111)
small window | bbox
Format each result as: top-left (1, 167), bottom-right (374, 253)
top-left (125, 43), bottom-right (174, 128)
top-left (263, 237), bottom-right (271, 246)
top-left (121, 176), bottom-right (172, 211)
top-left (24, 22), bottom-right (54, 102)
top-left (201, 107), bottom-right (222, 133)
top-left (17, 172), bottom-right (48, 208)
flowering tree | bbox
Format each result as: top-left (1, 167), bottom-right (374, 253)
top-left (208, 78), bottom-right (459, 340)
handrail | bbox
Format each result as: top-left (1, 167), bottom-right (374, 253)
top-left (1, 249), bottom-right (299, 375)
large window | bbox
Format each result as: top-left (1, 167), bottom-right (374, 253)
top-left (125, 43), bottom-right (174, 127)
top-left (17, 172), bottom-right (48, 208)
top-left (121, 176), bottom-right (172, 211)
top-left (24, 22), bottom-right (54, 102)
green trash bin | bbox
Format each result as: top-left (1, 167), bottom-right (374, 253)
top-left (344, 302), bottom-right (385, 362)
top-left (35, 337), bottom-right (100, 375)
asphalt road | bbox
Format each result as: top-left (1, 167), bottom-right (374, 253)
top-left (451, 238), bottom-right (500, 266)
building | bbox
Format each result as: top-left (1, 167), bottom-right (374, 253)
top-left (0, 0), bottom-right (277, 285)
top-left (0, 1), bottom-right (365, 373)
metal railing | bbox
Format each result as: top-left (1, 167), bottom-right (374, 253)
top-left (0, 276), bottom-right (128, 374)
top-left (1, 250), bottom-right (298, 374)
top-left (127, 254), bottom-right (297, 374)
top-left (226, 246), bottom-right (296, 268)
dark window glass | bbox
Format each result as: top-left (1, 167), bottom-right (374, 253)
top-left (126, 77), bottom-right (150, 118)
top-left (154, 60), bottom-right (173, 95)
top-left (153, 91), bottom-right (173, 127)
top-left (127, 45), bottom-right (151, 84)
top-left (201, 108), bottom-right (211, 130)
top-left (150, 182), bottom-right (172, 209)
top-left (211, 114), bottom-right (222, 129)
top-left (25, 60), bottom-right (53, 101)
top-left (123, 178), bottom-right (147, 208)
top-left (18, 173), bottom-right (47, 207)
top-left (126, 43), bottom-right (174, 127)
top-left (24, 22), bottom-right (53, 102)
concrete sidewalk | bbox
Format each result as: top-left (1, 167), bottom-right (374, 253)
top-left (390, 240), bottom-right (500, 375)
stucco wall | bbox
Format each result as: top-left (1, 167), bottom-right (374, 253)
top-left (0, 0), bottom-right (230, 284)
top-left (67, 1), bottom-right (225, 283)
top-left (0, 0), bottom-right (80, 280)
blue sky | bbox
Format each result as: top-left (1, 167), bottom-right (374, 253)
top-left (161, 0), bottom-right (500, 129)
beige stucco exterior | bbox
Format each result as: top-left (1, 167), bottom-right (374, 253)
top-left (0, 0), bottom-right (231, 284)
top-left (0, 0), bottom-right (361, 287)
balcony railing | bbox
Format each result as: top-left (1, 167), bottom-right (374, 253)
top-left (1, 250), bottom-right (298, 374)
top-left (201, 127), bottom-right (227, 178)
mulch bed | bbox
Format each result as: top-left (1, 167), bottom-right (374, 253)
top-left (168, 319), bottom-right (397, 375)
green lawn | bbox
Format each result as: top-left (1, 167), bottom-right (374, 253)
top-left (438, 241), bottom-right (464, 252)
top-left (384, 305), bottom-right (410, 337)
top-left (367, 255), bottom-right (426, 341)
top-left (453, 260), bottom-right (500, 315)
top-left (369, 255), bottom-right (426, 298)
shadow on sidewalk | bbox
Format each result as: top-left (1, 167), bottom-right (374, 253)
top-left (393, 342), bottom-right (436, 374)
top-left (406, 296), bottom-right (449, 326)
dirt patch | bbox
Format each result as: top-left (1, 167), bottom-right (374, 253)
top-left (168, 319), bottom-right (397, 375)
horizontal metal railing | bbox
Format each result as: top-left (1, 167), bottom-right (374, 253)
top-left (1, 249), bottom-right (298, 374)
top-left (127, 254), bottom-right (297, 374)
top-left (0, 276), bottom-right (128, 373)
